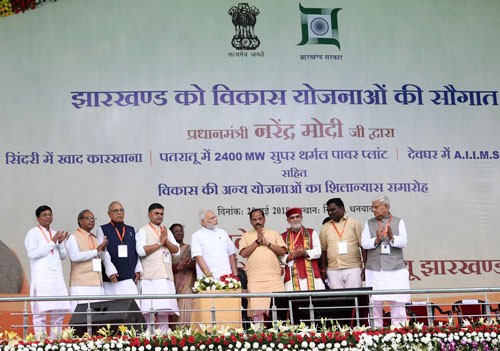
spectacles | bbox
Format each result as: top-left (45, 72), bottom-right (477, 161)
top-left (109, 208), bottom-right (125, 213)
top-left (83, 216), bottom-right (96, 221)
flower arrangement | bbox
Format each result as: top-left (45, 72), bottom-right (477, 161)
top-left (0, 0), bottom-right (14, 17)
top-left (193, 274), bottom-right (242, 292)
top-left (10, 0), bottom-right (36, 14)
top-left (0, 0), bottom-right (55, 18)
top-left (1, 319), bottom-right (500, 351)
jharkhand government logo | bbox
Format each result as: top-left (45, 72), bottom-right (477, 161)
top-left (298, 3), bottom-right (342, 49)
top-left (228, 3), bottom-right (260, 50)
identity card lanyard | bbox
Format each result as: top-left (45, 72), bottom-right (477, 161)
top-left (377, 215), bottom-right (392, 254)
top-left (78, 228), bottom-right (102, 271)
top-left (77, 228), bottom-right (96, 250)
top-left (38, 224), bottom-right (58, 270)
top-left (376, 215), bottom-right (393, 236)
top-left (149, 223), bottom-right (170, 263)
top-left (292, 227), bottom-right (303, 248)
top-left (111, 222), bottom-right (128, 258)
top-left (149, 223), bottom-right (164, 240)
top-left (288, 226), bottom-right (308, 288)
top-left (37, 225), bottom-right (54, 254)
top-left (332, 218), bottom-right (348, 254)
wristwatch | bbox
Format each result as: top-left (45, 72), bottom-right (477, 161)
top-left (255, 239), bottom-right (261, 245)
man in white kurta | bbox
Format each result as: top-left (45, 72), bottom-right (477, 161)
top-left (24, 205), bottom-right (71, 338)
top-left (66, 209), bottom-right (109, 310)
top-left (191, 209), bottom-right (238, 279)
top-left (136, 203), bottom-right (180, 332)
top-left (361, 195), bottom-right (410, 328)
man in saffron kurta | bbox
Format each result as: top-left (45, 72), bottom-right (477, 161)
top-left (240, 209), bottom-right (287, 322)
top-left (24, 205), bottom-right (71, 338)
top-left (281, 207), bottom-right (324, 291)
top-left (66, 209), bottom-right (109, 310)
top-left (136, 203), bottom-right (180, 332)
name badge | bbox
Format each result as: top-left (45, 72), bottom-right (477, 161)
top-left (338, 241), bottom-right (348, 255)
top-left (164, 252), bottom-right (171, 264)
top-left (92, 258), bottom-right (102, 272)
top-left (118, 244), bottom-right (128, 258)
top-left (381, 242), bottom-right (391, 255)
top-left (49, 254), bottom-right (57, 271)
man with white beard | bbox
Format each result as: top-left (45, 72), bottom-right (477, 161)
top-left (281, 207), bottom-right (325, 291)
top-left (190, 209), bottom-right (238, 279)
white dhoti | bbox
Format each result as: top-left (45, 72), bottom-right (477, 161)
top-left (284, 278), bottom-right (325, 291)
top-left (139, 279), bottom-right (179, 332)
top-left (365, 268), bottom-right (410, 327)
top-left (139, 279), bottom-right (179, 314)
top-left (103, 279), bottom-right (140, 307)
top-left (30, 281), bottom-right (71, 338)
top-left (69, 285), bottom-right (105, 311)
top-left (103, 279), bottom-right (139, 295)
top-left (365, 268), bottom-right (410, 302)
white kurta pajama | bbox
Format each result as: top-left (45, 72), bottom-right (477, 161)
top-left (25, 226), bottom-right (71, 337)
top-left (136, 224), bottom-right (180, 331)
top-left (361, 220), bottom-right (410, 302)
top-left (361, 218), bottom-right (410, 327)
top-left (66, 232), bottom-right (106, 310)
top-left (190, 227), bottom-right (237, 279)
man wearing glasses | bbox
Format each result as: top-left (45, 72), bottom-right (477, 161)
top-left (281, 207), bottom-right (325, 292)
top-left (24, 205), bottom-right (71, 337)
top-left (97, 201), bottom-right (142, 296)
top-left (66, 209), bottom-right (109, 310)
top-left (361, 195), bottom-right (410, 327)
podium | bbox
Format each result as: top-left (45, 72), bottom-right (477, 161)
top-left (191, 289), bottom-right (242, 330)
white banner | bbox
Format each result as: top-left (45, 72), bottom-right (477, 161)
top-left (0, 0), bottom-right (499, 291)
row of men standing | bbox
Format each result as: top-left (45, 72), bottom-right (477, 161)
top-left (191, 195), bottom-right (409, 326)
top-left (25, 195), bottom-right (409, 337)
top-left (25, 201), bottom-right (179, 337)
top-left (319, 197), bottom-right (410, 327)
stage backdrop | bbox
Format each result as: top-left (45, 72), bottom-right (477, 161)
top-left (1, 0), bottom-right (499, 292)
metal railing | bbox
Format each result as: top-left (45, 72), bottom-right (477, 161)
top-left (1, 287), bottom-right (499, 337)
